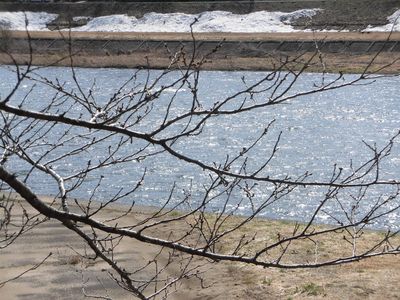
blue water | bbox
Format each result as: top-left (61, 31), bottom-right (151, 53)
top-left (1, 65), bottom-right (399, 229)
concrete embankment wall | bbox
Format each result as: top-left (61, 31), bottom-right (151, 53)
top-left (1, 31), bottom-right (399, 72)
top-left (4, 32), bottom-right (400, 56)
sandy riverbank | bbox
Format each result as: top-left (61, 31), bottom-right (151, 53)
top-left (1, 194), bottom-right (400, 299)
top-left (2, 52), bottom-right (399, 74)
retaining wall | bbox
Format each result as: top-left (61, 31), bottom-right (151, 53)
top-left (3, 32), bottom-right (400, 57)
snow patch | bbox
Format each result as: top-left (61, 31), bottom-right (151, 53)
top-left (3, 9), bottom-right (397, 33)
top-left (364, 9), bottom-right (400, 32)
top-left (0, 11), bottom-right (58, 31)
top-left (71, 9), bottom-right (319, 32)
top-left (72, 14), bottom-right (137, 32)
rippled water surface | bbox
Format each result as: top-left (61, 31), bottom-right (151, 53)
top-left (1, 66), bottom-right (399, 228)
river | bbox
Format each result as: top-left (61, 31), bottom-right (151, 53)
top-left (1, 65), bottom-right (399, 229)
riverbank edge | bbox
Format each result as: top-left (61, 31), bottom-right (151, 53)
top-left (2, 51), bottom-right (400, 74)
top-left (0, 191), bottom-right (390, 234)
top-left (2, 192), bottom-right (400, 299)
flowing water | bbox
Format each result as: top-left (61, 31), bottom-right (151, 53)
top-left (1, 66), bottom-right (399, 229)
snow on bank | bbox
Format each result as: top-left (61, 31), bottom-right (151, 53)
top-left (0, 9), bottom-right (319, 33)
top-left (2, 9), bottom-right (400, 33)
top-left (364, 9), bottom-right (400, 32)
top-left (72, 9), bottom-right (319, 32)
top-left (0, 11), bottom-right (57, 31)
